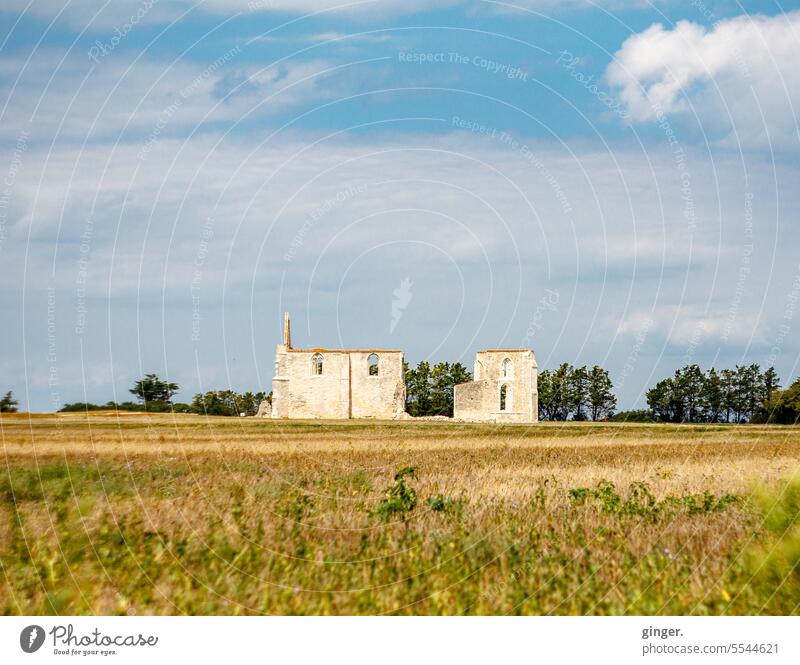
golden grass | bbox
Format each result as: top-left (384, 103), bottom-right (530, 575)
top-left (1, 413), bottom-right (799, 615)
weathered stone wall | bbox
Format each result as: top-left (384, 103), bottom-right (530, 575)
top-left (271, 345), bottom-right (351, 419)
top-left (454, 350), bottom-right (538, 423)
top-left (266, 313), bottom-right (536, 423)
top-left (269, 337), bottom-right (405, 419)
top-left (453, 380), bottom-right (492, 420)
top-left (349, 351), bottom-right (406, 419)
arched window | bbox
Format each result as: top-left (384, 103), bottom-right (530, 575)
top-left (312, 353), bottom-right (323, 375)
top-left (500, 384), bottom-right (508, 411)
top-left (474, 360), bottom-right (483, 380)
top-left (368, 353), bottom-right (379, 376)
top-left (502, 358), bottom-right (512, 378)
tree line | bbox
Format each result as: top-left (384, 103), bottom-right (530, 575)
top-left (537, 364), bottom-right (616, 421)
top-left (58, 373), bottom-right (269, 417)
top-left (2, 360), bottom-right (797, 424)
top-left (645, 364), bottom-right (782, 423)
top-left (404, 361), bottom-right (472, 417)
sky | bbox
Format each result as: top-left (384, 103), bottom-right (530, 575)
top-left (1, 0), bottom-right (799, 411)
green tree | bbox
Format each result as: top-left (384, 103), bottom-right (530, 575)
top-left (674, 364), bottom-right (704, 422)
top-left (190, 390), bottom-right (267, 416)
top-left (761, 366), bottom-right (781, 404)
top-left (549, 363), bottom-right (574, 421)
top-left (537, 369), bottom-right (554, 420)
top-left (569, 365), bottom-right (590, 420)
top-left (0, 390), bottom-right (19, 413)
top-left (757, 377), bottom-right (800, 424)
top-left (429, 362), bottom-right (453, 415)
top-left (129, 373), bottom-right (179, 405)
top-left (735, 364), bottom-right (761, 422)
top-left (587, 366), bottom-right (616, 421)
top-left (406, 361), bottom-right (472, 417)
top-left (647, 378), bottom-right (676, 422)
top-left (721, 368), bottom-right (738, 422)
top-left (405, 361), bottom-right (432, 417)
top-left (701, 368), bottom-right (724, 422)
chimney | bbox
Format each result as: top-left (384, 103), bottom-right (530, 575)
top-left (283, 311), bottom-right (291, 348)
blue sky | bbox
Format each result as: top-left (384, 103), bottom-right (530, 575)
top-left (2, 0), bottom-right (800, 411)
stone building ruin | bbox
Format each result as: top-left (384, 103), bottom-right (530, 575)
top-left (268, 313), bottom-right (407, 419)
top-left (263, 313), bottom-right (538, 423)
top-left (452, 350), bottom-right (538, 423)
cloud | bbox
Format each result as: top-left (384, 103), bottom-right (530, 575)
top-left (605, 12), bottom-right (800, 149)
top-left (617, 306), bottom-right (767, 348)
top-left (0, 0), bottom-right (462, 29)
top-left (4, 127), bottom-right (799, 410)
top-left (0, 49), bottom-right (341, 143)
top-left (1, 0), bottom-right (679, 29)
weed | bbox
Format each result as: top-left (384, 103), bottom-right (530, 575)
top-left (371, 466), bottom-right (418, 522)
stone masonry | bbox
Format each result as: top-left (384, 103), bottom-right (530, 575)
top-left (267, 313), bottom-right (406, 419)
top-left (262, 313), bottom-right (538, 423)
top-left (453, 350), bottom-right (539, 423)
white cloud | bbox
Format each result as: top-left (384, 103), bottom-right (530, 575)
top-left (0, 0), bottom-right (462, 29)
top-left (618, 306), bottom-right (767, 348)
top-left (0, 49), bottom-right (341, 142)
top-left (606, 12), bottom-right (800, 148)
top-left (0, 0), bottom-right (681, 29)
top-left (3, 128), bottom-right (798, 409)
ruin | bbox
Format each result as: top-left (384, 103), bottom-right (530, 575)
top-left (262, 313), bottom-right (538, 423)
top-left (267, 313), bottom-right (407, 419)
top-left (453, 350), bottom-right (539, 423)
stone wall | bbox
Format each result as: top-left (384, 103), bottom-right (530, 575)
top-left (454, 350), bottom-right (538, 423)
top-left (349, 351), bottom-right (406, 419)
top-left (265, 313), bottom-right (536, 423)
top-left (268, 328), bottom-right (405, 419)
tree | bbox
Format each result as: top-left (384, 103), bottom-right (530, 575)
top-left (737, 364), bottom-right (762, 422)
top-left (647, 378), bottom-right (675, 422)
top-left (129, 373), bottom-right (179, 405)
top-left (756, 377), bottom-right (800, 424)
top-left (537, 370), bottom-right (554, 420)
top-left (721, 368), bottom-right (737, 423)
top-left (405, 361), bottom-right (472, 417)
top-left (190, 390), bottom-right (267, 416)
top-left (429, 362), bottom-right (453, 416)
top-left (548, 363), bottom-right (574, 421)
top-left (761, 366), bottom-right (780, 407)
top-left (405, 361), bottom-right (431, 417)
top-left (674, 364), bottom-right (704, 422)
top-left (0, 390), bottom-right (19, 413)
top-left (587, 366), bottom-right (616, 420)
top-left (569, 365), bottom-right (590, 420)
top-left (701, 368), bottom-right (724, 423)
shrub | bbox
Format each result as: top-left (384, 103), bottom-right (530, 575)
top-left (740, 475), bottom-right (800, 612)
top-left (372, 466), bottom-right (418, 522)
top-left (426, 493), bottom-right (464, 516)
top-left (609, 409), bottom-right (655, 423)
top-left (568, 480), bottom-right (739, 520)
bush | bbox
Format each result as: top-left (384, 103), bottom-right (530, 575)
top-left (610, 410), bottom-right (655, 422)
top-left (752, 378), bottom-right (800, 424)
top-left (0, 390), bottom-right (19, 413)
top-left (568, 480), bottom-right (739, 521)
top-left (739, 476), bottom-right (800, 612)
top-left (372, 467), bottom-right (418, 522)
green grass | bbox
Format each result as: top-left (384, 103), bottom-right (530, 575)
top-left (0, 413), bottom-right (799, 615)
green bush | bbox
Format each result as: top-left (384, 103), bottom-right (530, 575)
top-left (372, 466), bottom-right (418, 522)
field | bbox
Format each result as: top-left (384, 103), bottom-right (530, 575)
top-left (1, 413), bottom-right (799, 615)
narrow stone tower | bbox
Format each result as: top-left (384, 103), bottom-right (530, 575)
top-left (283, 311), bottom-right (291, 348)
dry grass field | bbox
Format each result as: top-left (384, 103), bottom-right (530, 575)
top-left (1, 412), bottom-right (799, 615)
